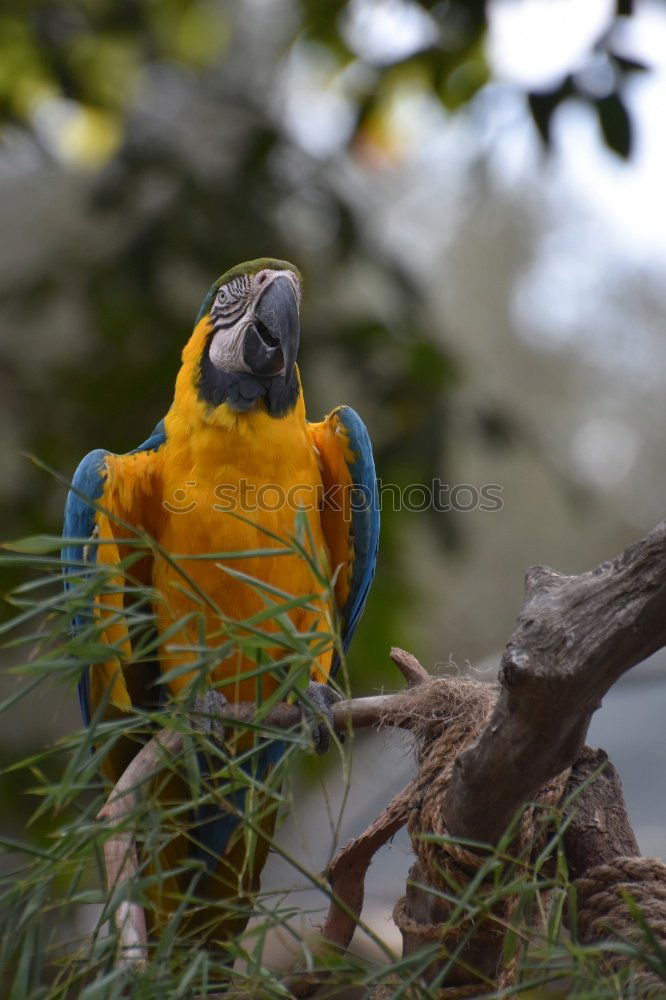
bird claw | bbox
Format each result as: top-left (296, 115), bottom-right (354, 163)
top-left (192, 689), bottom-right (228, 744)
top-left (304, 681), bottom-right (341, 755)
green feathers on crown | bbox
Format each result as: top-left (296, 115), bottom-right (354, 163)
top-left (195, 258), bottom-right (301, 324)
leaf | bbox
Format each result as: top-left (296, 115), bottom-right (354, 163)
top-left (1, 535), bottom-right (66, 554)
top-left (609, 51), bottom-right (649, 76)
top-left (528, 76), bottom-right (573, 147)
top-left (596, 91), bottom-right (632, 158)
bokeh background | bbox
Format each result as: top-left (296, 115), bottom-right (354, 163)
top-left (1, 0), bottom-right (665, 967)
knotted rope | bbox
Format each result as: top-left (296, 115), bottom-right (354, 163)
top-left (379, 678), bottom-right (571, 997)
top-left (574, 856), bottom-right (666, 996)
top-left (344, 676), bottom-right (666, 999)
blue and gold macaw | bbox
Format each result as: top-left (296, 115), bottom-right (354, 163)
top-left (62, 259), bottom-right (379, 950)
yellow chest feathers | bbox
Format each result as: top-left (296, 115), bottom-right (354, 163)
top-left (154, 406), bottom-right (331, 628)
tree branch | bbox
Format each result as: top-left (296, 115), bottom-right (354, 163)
top-left (444, 520), bottom-right (666, 844)
top-left (561, 746), bottom-right (640, 881)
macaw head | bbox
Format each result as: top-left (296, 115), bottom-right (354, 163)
top-left (176, 258), bottom-right (303, 423)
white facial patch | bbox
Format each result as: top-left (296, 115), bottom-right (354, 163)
top-left (208, 323), bottom-right (251, 373)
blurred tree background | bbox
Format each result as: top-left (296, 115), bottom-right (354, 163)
top-left (1, 0), bottom-right (666, 957)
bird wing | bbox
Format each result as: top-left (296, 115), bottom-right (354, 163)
top-left (62, 421), bottom-right (166, 738)
top-left (308, 405), bottom-right (379, 673)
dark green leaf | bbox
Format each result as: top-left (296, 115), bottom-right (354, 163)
top-left (596, 91), bottom-right (632, 158)
top-left (528, 77), bottom-right (573, 147)
top-left (610, 51), bottom-right (649, 75)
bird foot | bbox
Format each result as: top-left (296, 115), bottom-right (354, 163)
top-left (192, 689), bottom-right (228, 744)
top-left (304, 681), bottom-right (341, 755)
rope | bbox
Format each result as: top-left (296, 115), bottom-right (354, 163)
top-left (574, 856), bottom-right (666, 996)
top-left (382, 678), bottom-right (571, 997)
top-left (374, 678), bottom-right (666, 997)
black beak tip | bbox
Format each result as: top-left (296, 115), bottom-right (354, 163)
top-left (246, 275), bottom-right (300, 379)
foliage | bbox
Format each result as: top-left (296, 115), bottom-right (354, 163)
top-left (1, 532), bottom-right (664, 996)
top-left (0, 520), bottom-right (348, 994)
top-left (0, 1), bottom-right (644, 158)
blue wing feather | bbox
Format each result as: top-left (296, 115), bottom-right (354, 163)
top-left (331, 406), bottom-right (380, 671)
top-left (129, 418), bottom-right (167, 455)
top-left (62, 449), bottom-right (109, 726)
top-left (62, 420), bottom-right (167, 726)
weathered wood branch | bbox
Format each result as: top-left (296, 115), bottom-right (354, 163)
top-left (98, 728), bottom-right (179, 967)
top-left (561, 746), bottom-right (640, 881)
top-left (288, 779), bottom-right (416, 1000)
top-left (444, 520), bottom-right (666, 844)
top-left (393, 522), bottom-right (666, 994)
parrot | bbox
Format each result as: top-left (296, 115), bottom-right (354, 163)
top-left (62, 258), bottom-right (379, 957)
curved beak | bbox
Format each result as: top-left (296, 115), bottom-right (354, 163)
top-left (243, 275), bottom-right (300, 380)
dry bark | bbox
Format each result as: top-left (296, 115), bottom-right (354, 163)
top-left (562, 746), bottom-right (640, 880)
top-left (444, 520), bottom-right (666, 844)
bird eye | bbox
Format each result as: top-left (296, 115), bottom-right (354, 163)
top-left (216, 287), bottom-right (228, 305)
